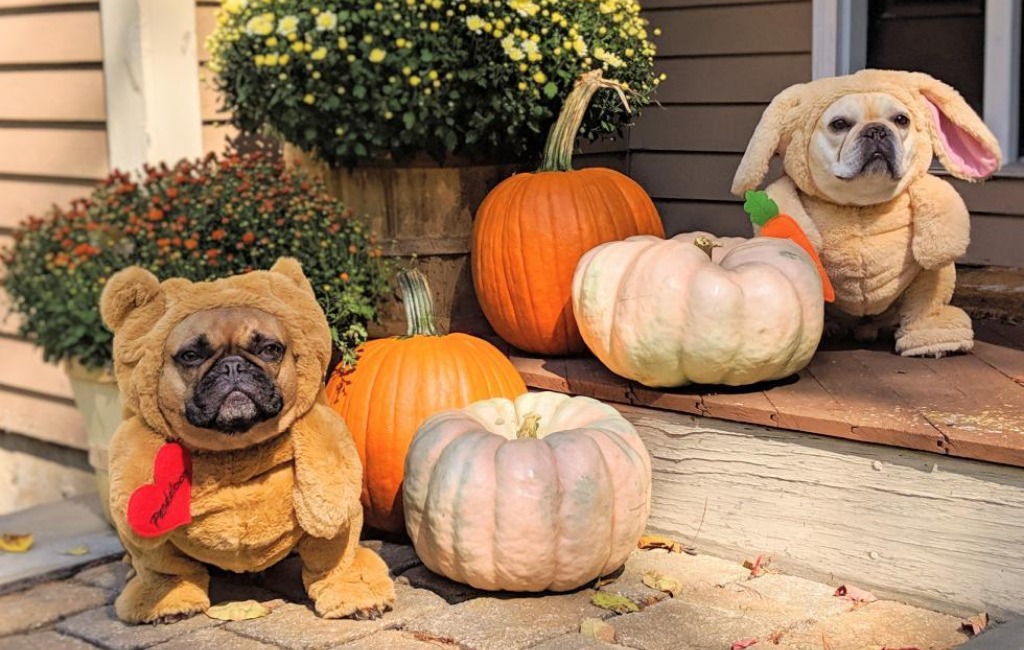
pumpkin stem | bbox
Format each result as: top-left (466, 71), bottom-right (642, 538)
top-left (692, 236), bottom-right (721, 260)
top-left (538, 70), bottom-right (633, 173)
top-left (516, 413), bottom-right (542, 439)
top-left (397, 268), bottom-right (439, 337)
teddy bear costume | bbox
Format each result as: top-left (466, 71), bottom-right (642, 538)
top-left (732, 70), bottom-right (1002, 357)
top-left (99, 258), bottom-right (394, 623)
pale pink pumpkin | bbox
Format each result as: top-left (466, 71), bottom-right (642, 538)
top-left (572, 232), bottom-right (824, 387)
top-left (403, 391), bottom-right (652, 592)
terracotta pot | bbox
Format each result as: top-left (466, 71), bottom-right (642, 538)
top-left (65, 361), bottom-right (123, 525)
top-left (284, 145), bottom-right (521, 338)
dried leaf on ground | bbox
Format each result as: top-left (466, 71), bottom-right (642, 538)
top-left (961, 612), bottom-right (988, 636)
top-left (730, 637), bottom-right (758, 649)
top-left (205, 600), bottom-right (270, 622)
top-left (0, 533), bottom-right (34, 553)
top-left (834, 584), bottom-right (877, 603)
top-left (591, 592), bottom-right (640, 614)
top-left (641, 570), bottom-right (682, 597)
top-left (580, 617), bottom-right (616, 643)
top-left (743, 554), bottom-right (771, 578)
top-left (637, 534), bottom-right (684, 553)
top-left (62, 545), bottom-right (90, 556)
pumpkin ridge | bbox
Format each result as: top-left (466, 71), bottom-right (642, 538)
top-left (502, 177), bottom-right (536, 347)
top-left (365, 335), bottom-right (413, 528)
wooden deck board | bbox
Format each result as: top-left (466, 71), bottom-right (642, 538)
top-left (510, 323), bottom-right (1024, 468)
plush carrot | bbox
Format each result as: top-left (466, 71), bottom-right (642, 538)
top-left (744, 190), bottom-right (835, 302)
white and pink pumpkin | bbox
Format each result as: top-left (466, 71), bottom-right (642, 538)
top-left (572, 232), bottom-right (824, 388)
top-left (402, 391), bottom-right (652, 592)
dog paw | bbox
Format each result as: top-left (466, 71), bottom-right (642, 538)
top-left (114, 574), bottom-right (210, 625)
top-left (896, 306), bottom-right (973, 358)
top-left (308, 547), bottom-right (396, 620)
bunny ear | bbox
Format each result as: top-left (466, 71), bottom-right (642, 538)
top-left (731, 83), bottom-right (806, 195)
top-left (910, 72), bottom-right (1002, 180)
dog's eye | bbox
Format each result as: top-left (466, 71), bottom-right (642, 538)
top-left (259, 343), bottom-right (284, 361)
top-left (829, 118), bottom-right (852, 132)
top-left (175, 350), bottom-right (206, 367)
top-left (893, 113), bottom-right (910, 127)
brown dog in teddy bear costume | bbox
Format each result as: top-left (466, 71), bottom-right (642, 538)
top-left (99, 258), bottom-right (395, 624)
top-left (732, 69), bottom-right (1002, 357)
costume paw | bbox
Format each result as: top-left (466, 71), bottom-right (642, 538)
top-left (896, 306), bottom-right (974, 358)
top-left (308, 547), bottom-right (396, 620)
top-left (114, 573), bottom-right (210, 624)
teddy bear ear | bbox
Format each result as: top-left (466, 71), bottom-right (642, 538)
top-left (100, 266), bottom-right (162, 332)
top-left (270, 257), bottom-right (316, 297)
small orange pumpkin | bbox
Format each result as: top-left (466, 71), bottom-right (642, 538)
top-left (472, 70), bottom-right (665, 356)
top-left (326, 269), bottom-right (526, 533)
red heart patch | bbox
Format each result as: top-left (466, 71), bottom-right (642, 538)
top-left (127, 442), bottom-right (192, 538)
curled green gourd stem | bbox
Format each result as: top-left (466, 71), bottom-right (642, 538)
top-left (516, 413), bottom-right (542, 439)
top-left (538, 69), bottom-right (633, 173)
top-left (397, 268), bottom-right (439, 337)
top-left (692, 236), bottom-right (721, 260)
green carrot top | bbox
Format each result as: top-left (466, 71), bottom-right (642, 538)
top-left (743, 190), bottom-right (779, 227)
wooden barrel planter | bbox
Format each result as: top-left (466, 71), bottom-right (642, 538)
top-left (284, 145), bottom-right (519, 338)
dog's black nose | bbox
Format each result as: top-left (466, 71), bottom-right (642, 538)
top-left (219, 356), bottom-right (246, 379)
top-left (862, 124), bottom-right (890, 141)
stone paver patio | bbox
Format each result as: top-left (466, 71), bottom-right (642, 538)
top-left (0, 532), bottom-right (991, 650)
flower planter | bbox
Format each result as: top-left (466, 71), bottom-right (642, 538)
top-left (65, 361), bottom-right (123, 525)
top-left (284, 145), bottom-right (519, 338)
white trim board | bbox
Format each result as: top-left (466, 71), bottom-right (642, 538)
top-left (99, 0), bottom-right (203, 172)
top-left (628, 405), bottom-right (1024, 620)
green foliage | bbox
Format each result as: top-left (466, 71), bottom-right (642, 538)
top-left (0, 153), bottom-right (393, 371)
top-left (207, 0), bottom-right (663, 167)
top-left (743, 190), bottom-right (780, 227)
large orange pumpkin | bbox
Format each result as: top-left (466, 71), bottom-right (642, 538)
top-left (326, 269), bottom-right (526, 533)
top-left (472, 70), bottom-right (665, 356)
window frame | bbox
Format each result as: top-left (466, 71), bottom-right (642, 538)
top-left (812, 0), bottom-right (1021, 163)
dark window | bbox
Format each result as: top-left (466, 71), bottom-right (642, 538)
top-left (867, 0), bottom-right (985, 116)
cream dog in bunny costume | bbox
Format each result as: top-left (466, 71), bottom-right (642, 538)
top-left (732, 69), bottom-right (1001, 357)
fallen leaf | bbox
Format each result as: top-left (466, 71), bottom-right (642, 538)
top-left (834, 584), bottom-right (877, 603)
top-left (205, 600), bottom-right (270, 622)
top-left (641, 570), bottom-right (682, 597)
top-left (590, 592), bottom-right (640, 614)
top-left (637, 535), bottom-right (684, 553)
top-left (743, 554), bottom-right (771, 578)
top-left (62, 545), bottom-right (90, 557)
top-left (731, 637), bottom-right (758, 649)
top-left (0, 534), bottom-right (34, 553)
top-left (580, 618), bottom-right (616, 643)
top-left (961, 612), bottom-right (988, 636)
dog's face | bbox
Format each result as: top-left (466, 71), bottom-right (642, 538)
top-left (159, 307), bottom-right (299, 451)
top-left (808, 92), bottom-right (919, 206)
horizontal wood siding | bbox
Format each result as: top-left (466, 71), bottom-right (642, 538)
top-left (0, 3), bottom-right (103, 446)
top-left (632, 0), bottom-right (1024, 267)
top-left (635, 0), bottom-right (812, 238)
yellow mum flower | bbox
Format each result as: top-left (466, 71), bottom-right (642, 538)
top-left (311, 46), bottom-right (327, 61)
top-left (368, 48), bottom-right (387, 63)
top-left (265, 36), bottom-right (278, 47)
top-left (315, 11), bottom-right (337, 31)
top-left (409, 75), bottom-right (422, 86)
top-left (337, 36), bottom-right (349, 50)
top-left (533, 71), bottom-right (547, 84)
top-left (465, 15), bottom-right (485, 33)
top-left (244, 13), bottom-right (275, 37)
top-left (223, 0), bottom-right (247, 15)
top-left (277, 15), bottom-right (299, 37)
top-left (303, 93), bottom-right (315, 104)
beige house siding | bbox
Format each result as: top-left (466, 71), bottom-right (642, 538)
top-left (0, 1), bottom-right (108, 449)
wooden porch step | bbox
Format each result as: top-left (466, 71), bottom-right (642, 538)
top-left (506, 320), bottom-right (1024, 620)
